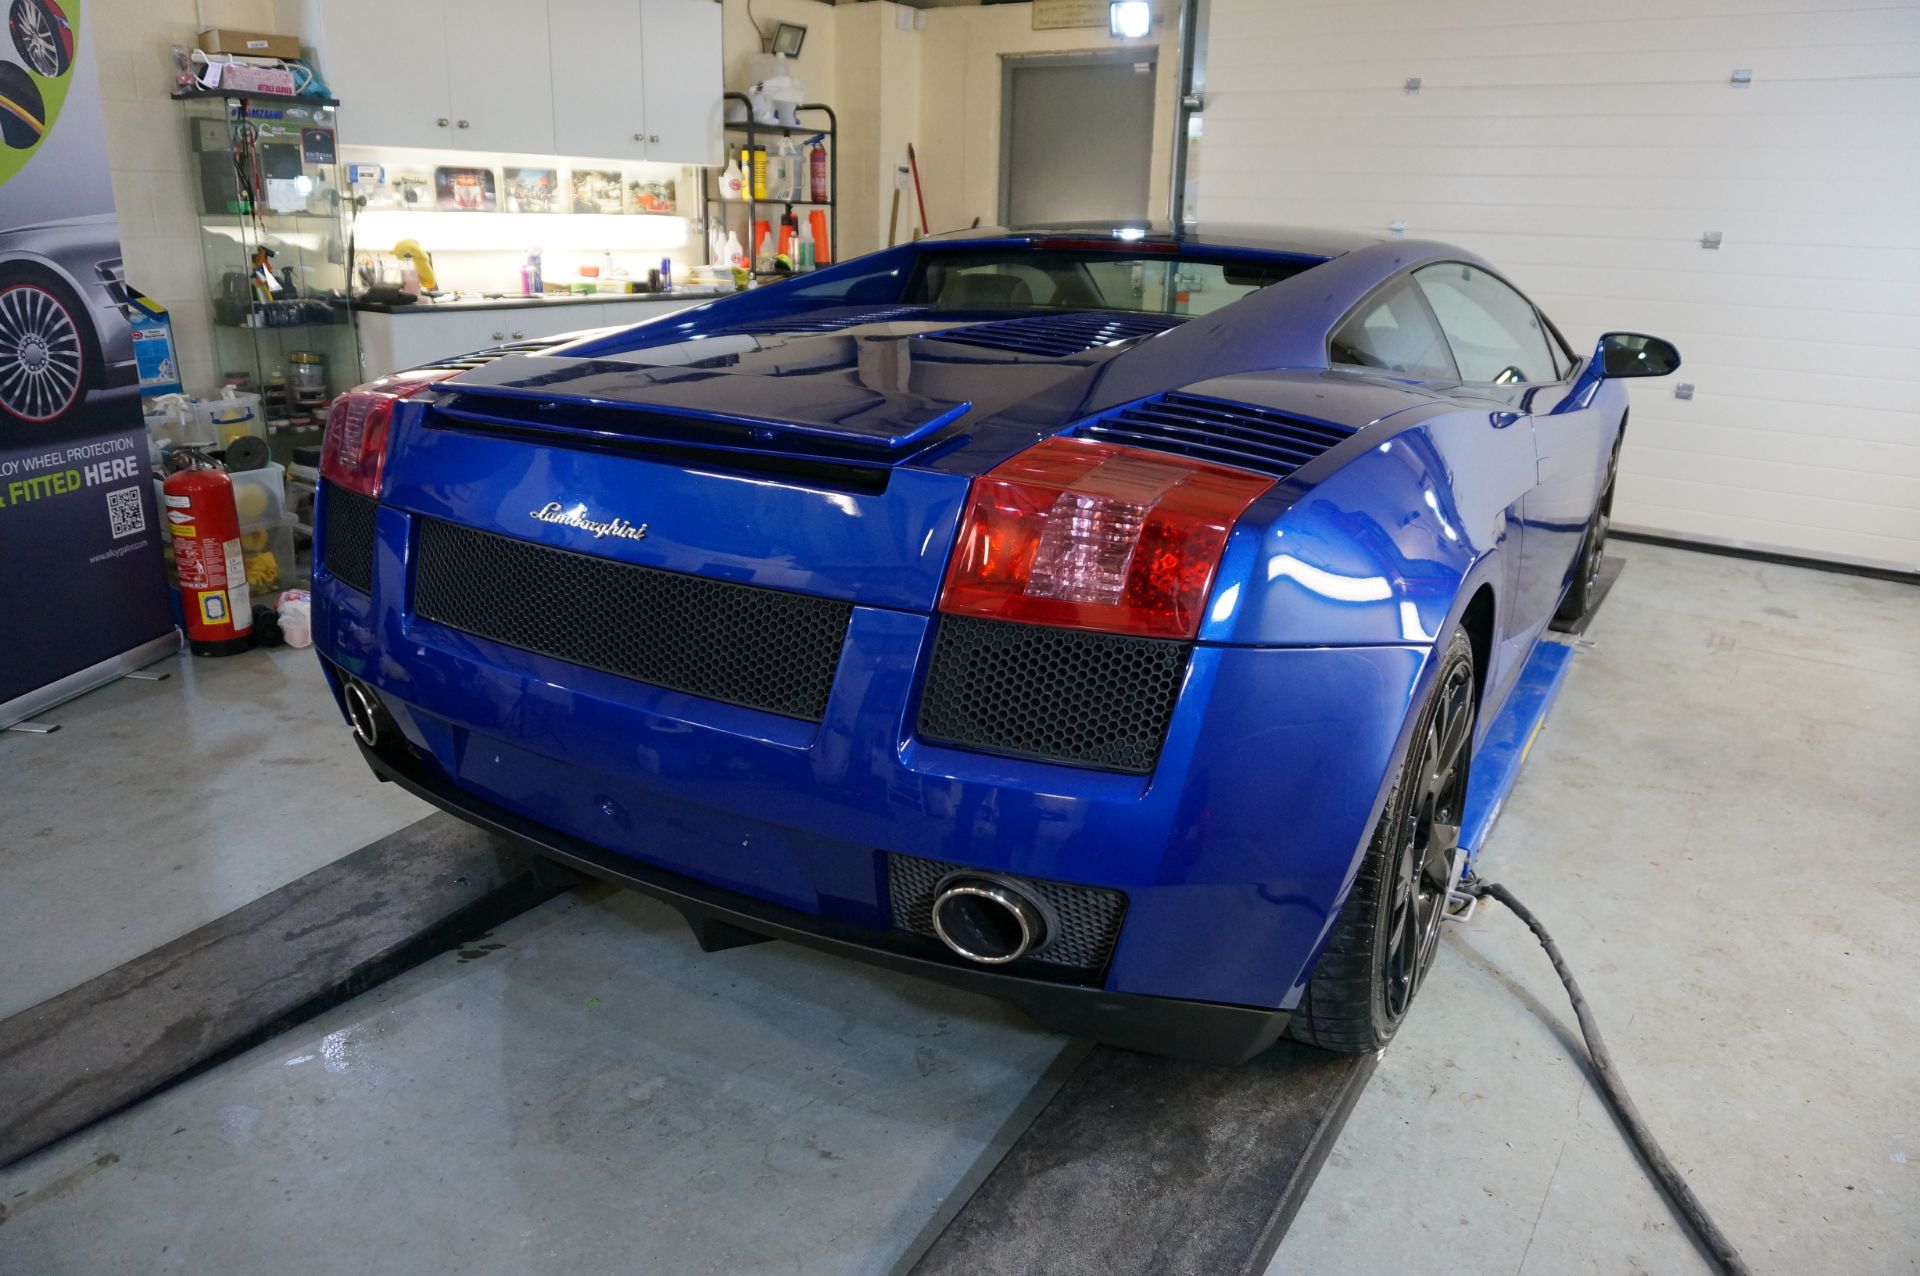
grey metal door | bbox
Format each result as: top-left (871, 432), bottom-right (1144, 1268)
top-left (1002, 55), bottom-right (1157, 226)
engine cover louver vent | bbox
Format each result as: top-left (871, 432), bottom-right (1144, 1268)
top-left (724, 305), bottom-right (932, 336)
top-left (1075, 391), bottom-right (1356, 480)
top-left (418, 336), bottom-right (572, 373)
top-left (919, 311), bottom-right (1185, 358)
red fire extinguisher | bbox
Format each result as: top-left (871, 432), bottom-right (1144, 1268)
top-left (163, 454), bottom-right (256, 657)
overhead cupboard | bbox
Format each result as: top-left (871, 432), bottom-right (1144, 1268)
top-left (273, 0), bottom-right (723, 163)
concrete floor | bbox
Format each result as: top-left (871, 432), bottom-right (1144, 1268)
top-left (1, 542), bottom-right (1915, 1274)
top-left (0, 646), bottom-right (427, 1018)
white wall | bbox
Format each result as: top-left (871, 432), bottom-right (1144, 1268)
top-left (1197, 0), bottom-right (1920, 571)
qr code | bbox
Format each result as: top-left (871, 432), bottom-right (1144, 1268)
top-left (106, 486), bottom-right (146, 539)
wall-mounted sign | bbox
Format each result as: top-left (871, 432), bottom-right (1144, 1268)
top-left (1033, 0), bottom-right (1111, 30)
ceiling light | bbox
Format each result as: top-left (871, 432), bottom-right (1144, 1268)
top-left (1110, 1), bottom-right (1152, 39)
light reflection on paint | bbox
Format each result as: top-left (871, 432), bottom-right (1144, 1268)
top-left (1265, 553), bottom-right (1392, 602)
top-left (1399, 601), bottom-right (1435, 642)
top-left (1209, 582), bottom-right (1241, 624)
top-left (1423, 489), bottom-right (1460, 542)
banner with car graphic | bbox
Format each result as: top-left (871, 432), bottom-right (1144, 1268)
top-left (0, 0), bottom-right (176, 726)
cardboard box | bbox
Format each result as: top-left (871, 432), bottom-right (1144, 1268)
top-left (197, 29), bottom-right (302, 60)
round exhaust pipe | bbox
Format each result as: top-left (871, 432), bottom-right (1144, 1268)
top-left (343, 680), bottom-right (384, 748)
top-left (931, 878), bottom-right (1049, 965)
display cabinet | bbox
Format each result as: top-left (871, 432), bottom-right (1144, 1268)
top-left (177, 89), bottom-right (359, 464)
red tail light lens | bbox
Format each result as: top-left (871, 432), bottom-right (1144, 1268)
top-left (319, 370), bottom-right (458, 498)
top-left (939, 437), bottom-right (1274, 639)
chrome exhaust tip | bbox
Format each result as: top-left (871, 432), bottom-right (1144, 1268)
top-left (931, 878), bottom-right (1049, 965)
top-left (343, 680), bottom-right (383, 748)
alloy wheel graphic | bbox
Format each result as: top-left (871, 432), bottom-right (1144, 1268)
top-left (0, 281), bottom-right (83, 420)
top-left (9, 0), bottom-right (70, 78)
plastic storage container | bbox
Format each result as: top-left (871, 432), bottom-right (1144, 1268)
top-left (193, 391), bottom-right (264, 446)
top-left (227, 461), bottom-right (288, 527)
top-left (239, 519), bottom-right (296, 593)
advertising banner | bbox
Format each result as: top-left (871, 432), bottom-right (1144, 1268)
top-left (0, 0), bottom-right (177, 726)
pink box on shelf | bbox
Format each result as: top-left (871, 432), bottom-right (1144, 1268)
top-left (202, 62), bottom-right (298, 95)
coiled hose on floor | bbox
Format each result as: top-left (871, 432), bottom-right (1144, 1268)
top-left (1461, 876), bottom-right (1753, 1276)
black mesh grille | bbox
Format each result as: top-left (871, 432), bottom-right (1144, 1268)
top-left (886, 852), bottom-right (1127, 972)
top-left (412, 519), bottom-right (852, 721)
top-left (916, 616), bottom-right (1189, 773)
top-left (322, 482), bottom-right (377, 594)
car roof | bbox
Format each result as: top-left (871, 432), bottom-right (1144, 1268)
top-left (921, 221), bottom-right (1392, 260)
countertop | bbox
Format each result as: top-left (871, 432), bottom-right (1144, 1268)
top-left (351, 287), bottom-right (731, 315)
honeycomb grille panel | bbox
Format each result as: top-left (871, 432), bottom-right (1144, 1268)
top-left (412, 519), bottom-right (852, 721)
top-left (322, 482), bottom-right (377, 594)
top-left (916, 616), bottom-right (1189, 773)
top-left (886, 852), bottom-right (1127, 972)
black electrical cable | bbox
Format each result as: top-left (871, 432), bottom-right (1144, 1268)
top-left (1461, 876), bottom-right (1752, 1276)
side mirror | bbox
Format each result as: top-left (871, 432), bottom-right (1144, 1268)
top-left (1598, 332), bottom-right (1681, 378)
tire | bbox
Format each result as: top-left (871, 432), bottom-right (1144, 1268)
top-left (0, 267), bottom-right (93, 423)
top-left (1285, 627), bottom-right (1477, 1053)
top-left (1554, 446), bottom-right (1618, 626)
top-left (9, 0), bottom-right (71, 79)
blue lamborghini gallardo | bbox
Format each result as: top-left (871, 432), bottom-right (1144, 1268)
top-left (313, 227), bottom-right (1679, 1061)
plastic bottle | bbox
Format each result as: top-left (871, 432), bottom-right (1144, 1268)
top-left (749, 147), bottom-right (769, 201)
top-left (723, 230), bottom-right (745, 268)
top-left (659, 257), bottom-right (672, 290)
top-left (808, 135), bottom-right (829, 204)
top-left (797, 218), bottom-right (815, 271)
top-left (720, 154), bottom-right (745, 201)
top-left (528, 248), bottom-right (544, 294)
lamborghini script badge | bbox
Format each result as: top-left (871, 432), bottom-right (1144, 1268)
top-left (531, 502), bottom-right (649, 541)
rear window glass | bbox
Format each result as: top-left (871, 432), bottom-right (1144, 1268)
top-left (895, 249), bottom-right (1315, 315)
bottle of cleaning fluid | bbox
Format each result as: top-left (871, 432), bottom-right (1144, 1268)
top-left (720, 154), bottom-right (745, 201)
top-left (779, 138), bottom-right (803, 201)
top-left (723, 229), bottom-right (745, 268)
top-left (797, 218), bottom-right (815, 271)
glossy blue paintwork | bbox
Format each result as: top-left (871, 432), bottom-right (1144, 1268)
top-left (315, 226), bottom-right (1651, 1015)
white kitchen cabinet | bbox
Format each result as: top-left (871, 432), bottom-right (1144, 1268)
top-left (280, 0), bottom-right (454, 151)
top-left (284, 0), bottom-right (719, 163)
top-left (444, 0), bottom-right (556, 154)
top-left (638, 0), bottom-right (723, 165)
top-left (549, 0), bottom-right (649, 161)
top-left (549, 0), bottom-right (721, 164)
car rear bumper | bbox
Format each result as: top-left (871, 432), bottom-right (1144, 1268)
top-left (353, 729), bottom-right (1293, 1064)
top-left (314, 493), bottom-right (1436, 1015)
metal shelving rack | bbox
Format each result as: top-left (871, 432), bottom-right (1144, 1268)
top-left (706, 93), bottom-right (837, 278)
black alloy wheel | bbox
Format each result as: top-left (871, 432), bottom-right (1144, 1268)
top-left (1556, 447), bottom-right (1619, 625)
top-left (1286, 627), bottom-right (1477, 1052)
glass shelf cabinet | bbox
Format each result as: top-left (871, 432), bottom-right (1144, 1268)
top-left (179, 91), bottom-right (358, 464)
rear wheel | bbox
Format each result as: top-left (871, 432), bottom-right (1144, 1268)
top-left (1285, 628), bottom-right (1476, 1053)
top-left (1555, 448), bottom-right (1618, 625)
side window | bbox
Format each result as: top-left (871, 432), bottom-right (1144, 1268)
top-left (1415, 264), bottom-right (1559, 384)
top-left (1328, 276), bottom-right (1459, 381)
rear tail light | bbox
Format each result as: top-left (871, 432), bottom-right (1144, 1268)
top-left (938, 436), bottom-right (1273, 639)
top-left (319, 370), bottom-right (458, 499)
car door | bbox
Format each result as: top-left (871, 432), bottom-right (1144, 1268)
top-left (1327, 273), bottom-right (1537, 705)
top-left (1415, 263), bottom-right (1606, 636)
